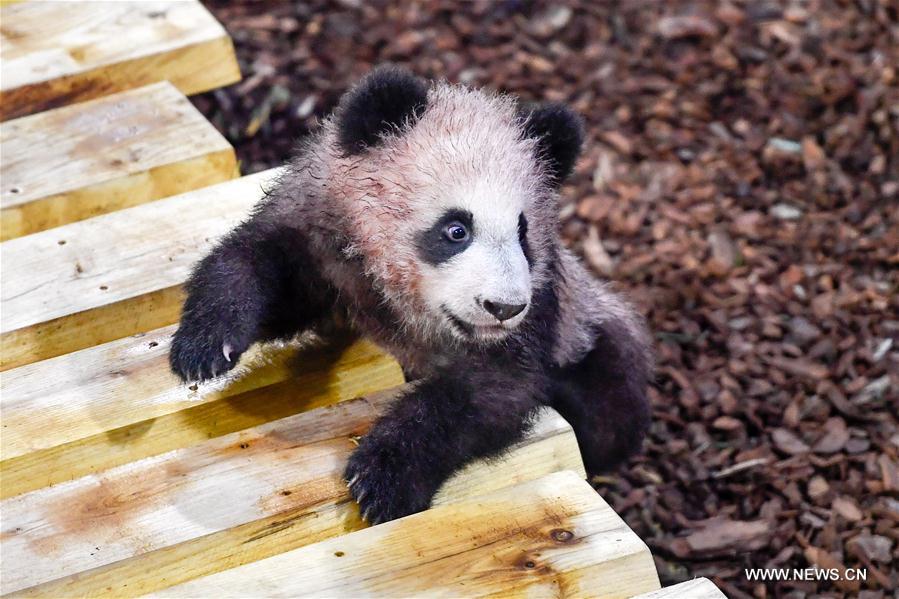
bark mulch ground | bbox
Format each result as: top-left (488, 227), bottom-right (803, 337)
top-left (193, 1), bottom-right (898, 596)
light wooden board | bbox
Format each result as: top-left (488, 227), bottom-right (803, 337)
top-left (0, 0), bottom-right (240, 121)
top-left (0, 168), bottom-right (281, 371)
top-left (146, 471), bottom-right (660, 599)
top-left (0, 82), bottom-right (237, 240)
top-left (0, 330), bottom-right (404, 498)
top-left (631, 578), bottom-right (726, 598)
top-left (3, 396), bottom-right (585, 596)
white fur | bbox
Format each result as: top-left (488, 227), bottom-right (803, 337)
top-left (269, 79), bottom-right (568, 365)
top-left (422, 235), bottom-right (532, 338)
top-left (553, 248), bottom-right (652, 366)
top-left (316, 82), bottom-right (552, 345)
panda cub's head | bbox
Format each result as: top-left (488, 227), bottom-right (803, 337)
top-left (323, 66), bottom-right (583, 343)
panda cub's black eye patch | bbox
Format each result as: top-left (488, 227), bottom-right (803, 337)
top-left (416, 209), bottom-right (473, 265)
top-left (519, 213), bottom-right (533, 267)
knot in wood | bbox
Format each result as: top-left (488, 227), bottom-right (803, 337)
top-left (551, 528), bottom-right (574, 543)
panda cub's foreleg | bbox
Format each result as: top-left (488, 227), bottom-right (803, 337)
top-left (549, 319), bottom-right (653, 474)
top-left (345, 369), bottom-right (540, 524)
top-left (170, 217), bottom-right (334, 382)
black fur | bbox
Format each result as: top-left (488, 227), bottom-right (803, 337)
top-left (336, 65), bottom-right (429, 155)
top-left (171, 73), bottom-right (651, 525)
top-left (415, 209), bottom-right (473, 265)
top-left (169, 216), bottom-right (337, 381)
top-left (521, 103), bottom-right (585, 185)
top-left (548, 319), bottom-right (652, 473)
top-left (346, 277), bottom-right (562, 524)
top-left (345, 366), bottom-right (541, 523)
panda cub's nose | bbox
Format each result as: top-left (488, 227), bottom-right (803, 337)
top-left (482, 300), bottom-right (527, 322)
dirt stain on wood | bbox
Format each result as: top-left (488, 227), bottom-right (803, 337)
top-left (32, 466), bottom-right (170, 556)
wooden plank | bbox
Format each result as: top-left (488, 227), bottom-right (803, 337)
top-left (0, 168), bottom-right (281, 371)
top-left (0, 0), bottom-right (240, 121)
top-left (3, 397), bottom-right (585, 596)
top-left (0, 330), bottom-right (404, 498)
top-left (631, 578), bottom-right (726, 598)
top-left (0, 82), bottom-right (237, 240)
top-left (0, 327), bottom-right (385, 465)
top-left (145, 471), bottom-right (660, 599)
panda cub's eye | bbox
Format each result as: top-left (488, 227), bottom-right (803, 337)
top-left (443, 222), bottom-right (469, 242)
top-left (417, 209), bottom-right (473, 264)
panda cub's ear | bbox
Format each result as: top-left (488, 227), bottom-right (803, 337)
top-left (335, 65), bottom-right (429, 155)
top-left (521, 103), bottom-right (585, 186)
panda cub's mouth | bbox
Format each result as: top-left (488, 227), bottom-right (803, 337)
top-left (442, 308), bottom-right (509, 340)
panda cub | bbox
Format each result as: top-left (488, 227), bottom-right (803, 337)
top-left (170, 66), bottom-right (653, 524)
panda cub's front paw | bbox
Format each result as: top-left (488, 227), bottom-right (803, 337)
top-left (169, 316), bottom-right (251, 383)
top-left (344, 436), bottom-right (434, 525)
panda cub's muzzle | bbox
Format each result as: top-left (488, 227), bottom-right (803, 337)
top-left (442, 292), bottom-right (530, 341)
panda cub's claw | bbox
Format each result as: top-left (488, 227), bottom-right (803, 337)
top-left (169, 323), bottom-right (249, 383)
top-left (344, 437), bottom-right (433, 525)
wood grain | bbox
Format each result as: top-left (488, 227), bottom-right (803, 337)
top-left (3, 397), bottom-right (584, 596)
top-left (0, 82), bottom-right (237, 240)
top-left (146, 471), bottom-right (660, 599)
top-left (0, 168), bottom-right (281, 371)
top-left (0, 330), bottom-right (404, 498)
top-left (631, 578), bottom-right (726, 598)
top-left (0, 0), bottom-right (240, 121)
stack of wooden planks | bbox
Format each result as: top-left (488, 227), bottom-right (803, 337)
top-left (0, 0), bottom-right (241, 120)
top-left (0, 2), bottom-right (725, 597)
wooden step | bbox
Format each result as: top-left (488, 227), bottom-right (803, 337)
top-left (0, 168), bottom-right (280, 371)
top-left (0, 329), bottom-right (403, 499)
top-left (0, 82), bottom-right (237, 240)
top-left (3, 395), bottom-right (585, 596)
top-left (0, 0), bottom-right (240, 121)
top-left (631, 578), bottom-right (726, 598)
top-left (143, 471), bottom-right (659, 599)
